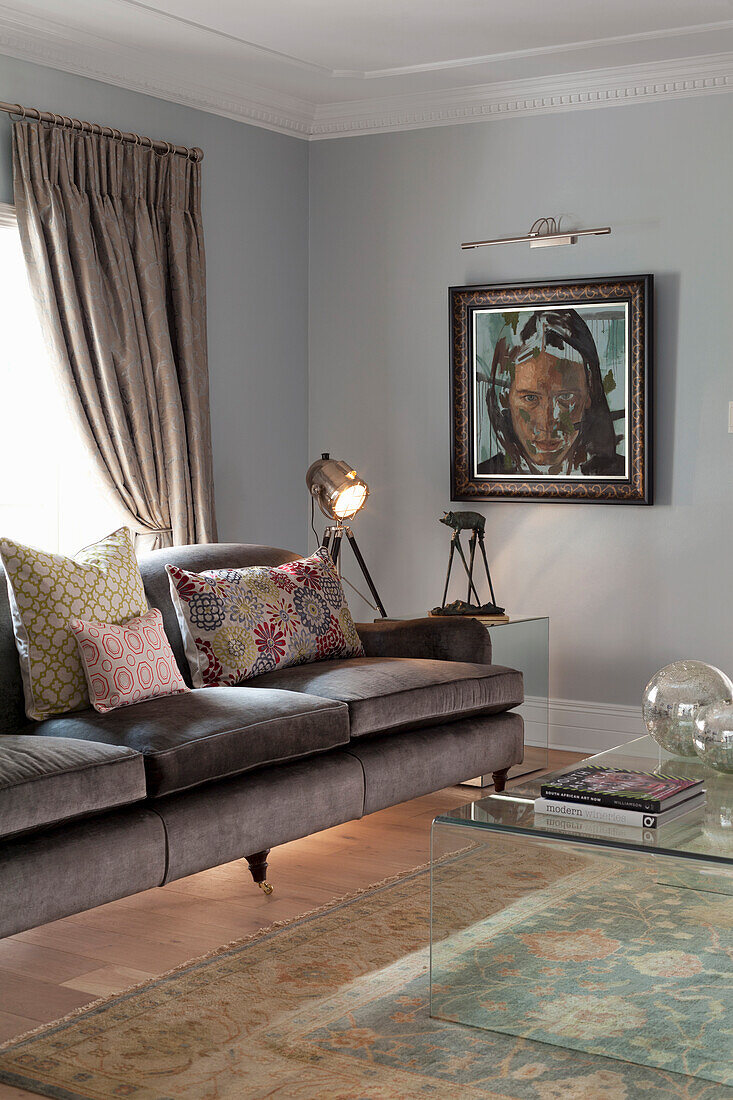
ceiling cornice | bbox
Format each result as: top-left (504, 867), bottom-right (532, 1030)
top-left (0, 6), bottom-right (732, 142)
top-left (0, 4), bottom-right (313, 137)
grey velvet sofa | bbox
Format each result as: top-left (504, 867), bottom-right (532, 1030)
top-left (0, 543), bottom-right (524, 938)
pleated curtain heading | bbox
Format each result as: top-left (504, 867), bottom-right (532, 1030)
top-left (12, 120), bottom-right (217, 549)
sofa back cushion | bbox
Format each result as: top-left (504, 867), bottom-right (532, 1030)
top-left (166, 550), bottom-right (364, 688)
top-left (0, 528), bottom-right (149, 721)
top-left (71, 608), bottom-right (189, 713)
top-left (138, 544), bottom-right (299, 686)
top-left (0, 543), bottom-right (303, 726)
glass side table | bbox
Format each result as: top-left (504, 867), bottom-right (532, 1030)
top-left (381, 614), bottom-right (549, 786)
top-left (463, 616), bottom-right (549, 786)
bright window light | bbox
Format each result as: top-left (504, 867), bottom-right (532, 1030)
top-left (0, 213), bottom-right (128, 554)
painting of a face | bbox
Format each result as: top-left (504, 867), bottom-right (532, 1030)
top-left (508, 351), bottom-right (590, 469)
top-left (472, 303), bottom-right (629, 481)
top-left (451, 276), bottom-right (652, 504)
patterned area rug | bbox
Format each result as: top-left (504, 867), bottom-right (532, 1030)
top-left (0, 847), bottom-right (732, 1100)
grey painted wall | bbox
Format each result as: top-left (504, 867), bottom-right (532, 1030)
top-left (309, 97), bottom-right (733, 705)
top-left (0, 55), bottom-right (309, 554)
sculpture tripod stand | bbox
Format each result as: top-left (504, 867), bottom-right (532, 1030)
top-left (441, 528), bottom-right (498, 609)
top-left (321, 522), bottom-right (387, 618)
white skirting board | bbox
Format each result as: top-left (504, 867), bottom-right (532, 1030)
top-left (520, 696), bottom-right (646, 755)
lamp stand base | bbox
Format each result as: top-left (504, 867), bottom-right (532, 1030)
top-left (321, 524), bottom-right (387, 619)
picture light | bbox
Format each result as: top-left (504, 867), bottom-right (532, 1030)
top-left (462, 216), bottom-right (611, 250)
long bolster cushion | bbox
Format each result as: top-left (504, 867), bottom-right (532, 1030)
top-left (0, 735), bottom-right (146, 841)
top-left (356, 617), bottom-right (492, 665)
top-left (248, 657), bottom-right (523, 739)
top-left (36, 687), bottom-right (350, 797)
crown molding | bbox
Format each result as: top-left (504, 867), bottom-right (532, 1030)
top-left (311, 52), bottom-right (733, 138)
top-left (0, 6), bottom-right (733, 143)
top-left (0, 5), bottom-right (313, 138)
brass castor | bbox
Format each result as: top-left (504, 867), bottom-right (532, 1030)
top-left (246, 850), bottom-right (274, 894)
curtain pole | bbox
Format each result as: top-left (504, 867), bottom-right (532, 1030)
top-left (0, 100), bottom-right (203, 161)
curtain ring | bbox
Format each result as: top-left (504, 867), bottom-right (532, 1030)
top-left (8, 103), bottom-right (26, 122)
top-left (112, 128), bottom-right (123, 143)
top-left (155, 139), bottom-right (173, 157)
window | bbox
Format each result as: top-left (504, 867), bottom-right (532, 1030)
top-left (0, 205), bottom-right (127, 554)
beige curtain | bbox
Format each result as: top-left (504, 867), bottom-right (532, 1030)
top-left (12, 121), bottom-right (217, 548)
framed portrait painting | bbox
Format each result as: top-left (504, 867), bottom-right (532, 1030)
top-left (450, 275), bottom-right (653, 503)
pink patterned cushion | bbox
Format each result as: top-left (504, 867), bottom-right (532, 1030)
top-left (70, 608), bottom-right (189, 713)
top-left (166, 549), bottom-right (364, 688)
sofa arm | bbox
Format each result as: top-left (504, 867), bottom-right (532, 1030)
top-left (355, 617), bottom-right (492, 665)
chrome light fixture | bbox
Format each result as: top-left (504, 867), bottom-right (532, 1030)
top-left (462, 216), bottom-right (611, 251)
top-left (306, 453), bottom-right (386, 618)
top-left (306, 454), bottom-right (369, 521)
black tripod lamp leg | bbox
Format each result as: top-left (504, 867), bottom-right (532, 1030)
top-left (330, 529), bottom-right (343, 568)
top-left (477, 534), bottom-right (498, 606)
top-left (344, 528), bottom-right (387, 618)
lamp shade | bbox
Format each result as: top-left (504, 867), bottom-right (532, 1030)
top-left (306, 454), bottom-right (369, 521)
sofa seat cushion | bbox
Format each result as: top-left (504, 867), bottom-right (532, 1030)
top-left (37, 687), bottom-right (350, 797)
top-left (248, 657), bottom-right (523, 739)
top-left (0, 735), bottom-right (146, 840)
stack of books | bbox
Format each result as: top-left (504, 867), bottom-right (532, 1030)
top-left (534, 764), bottom-right (705, 831)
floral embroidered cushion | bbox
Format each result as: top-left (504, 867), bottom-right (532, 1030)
top-left (166, 549), bottom-right (364, 687)
top-left (0, 527), bottom-right (149, 720)
top-left (70, 608), bottom-right (189, 714)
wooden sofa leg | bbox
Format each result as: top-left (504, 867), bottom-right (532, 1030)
top-left (492, 768), bottom-right (509, 793)
top-left (245, 850), bottom-right (273, 895)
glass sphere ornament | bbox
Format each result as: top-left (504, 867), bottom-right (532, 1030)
top-left (642, 661), bottom-right (733, 758)
top-left (694, 703), bottom-right (733, 774)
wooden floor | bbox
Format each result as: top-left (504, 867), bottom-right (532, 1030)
top-left (0, 751), bottom-right (579, 1099)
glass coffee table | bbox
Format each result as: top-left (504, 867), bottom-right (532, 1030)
top-left (430, 735), bottom-right (733, 1042)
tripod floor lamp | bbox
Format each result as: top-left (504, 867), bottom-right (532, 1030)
top-left (306, 453), bottom-right (387, 618)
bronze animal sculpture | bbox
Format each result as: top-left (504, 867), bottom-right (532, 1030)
top-left (433, 510), bottom-right (503, 616)
top-left (439, 510), bottom-right (485, 535)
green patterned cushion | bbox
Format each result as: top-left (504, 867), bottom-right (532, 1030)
top-left (0, 527), bottom-right (149, 720)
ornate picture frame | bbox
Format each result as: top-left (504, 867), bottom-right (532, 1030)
top-left (450, 275), bottom-right (653, 504)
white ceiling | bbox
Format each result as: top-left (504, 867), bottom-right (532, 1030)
top-left (2, 0), bottom-right (733, 138)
